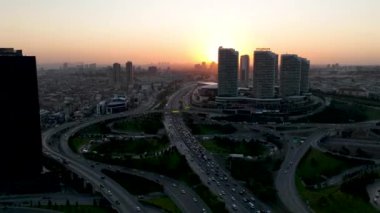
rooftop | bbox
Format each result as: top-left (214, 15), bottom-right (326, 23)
top-left (0, 48), bottom-right (23, 56)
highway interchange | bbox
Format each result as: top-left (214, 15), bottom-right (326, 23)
top-left (40, 82), bottom-right (380, 213)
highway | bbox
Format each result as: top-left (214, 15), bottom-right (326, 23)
top-left (42, 94), bottom-right (158, 213)
top-left (164, 84), bottom-right (271, 213)
top-left (42, 89), bottom-right (212, 213)
top-left (275, 129), bottom-right (330, 213)
top-left (91, 163), bottom-right (211, 213)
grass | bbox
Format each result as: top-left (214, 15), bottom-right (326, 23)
top-left (85, 147), bottom-right (201, 186)
top-left (113, 113), bottom-right (163, 134)
top-left (68, 137), bottom-right (90, 153)
top-left (276, 126), bottom-right (312, 131)
top-left (296, 176), bottom-right (378, 213)
top-left (85, 148), bottom-right (228, 212)
top-left (201, 137), bottom-right (268, 156)
top-left (39, 205), bottom-right (114, 213)
top-left (102, 170), bottom-right (163, 195)
top-left (183, 114), bottom-right (237, 135)
top-left (229, 157), bottom-right (280, 202)
top-left (91, 136), bottom-right (169, 155)
top-left (141, 196), bottom-right (181, 213)
top-left (299, 100), bottom-right (380, 123)
top-left (80, 122), bottom-right (110, 134)
top-left (297, 148), bottom-right (368, 185)
top-left (194, 184), bottom-right (227, 213)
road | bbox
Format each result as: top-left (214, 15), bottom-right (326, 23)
top-left (0, 193), bottom-right (100, 206)
top-left (91, 163), bottom-right (211, 213)
top-left (275, 129), bottom-right (330, 213)
top-left (42, 94), bottom-right (158, 213)
top-left (164, 83), bottom-right (271, 213)
top-left (43, 89), bottom-right (212, 213)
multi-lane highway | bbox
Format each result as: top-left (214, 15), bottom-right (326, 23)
top-left (275, 129), bottom-right (330, 213)
top-left (41, 81), bottom-right (380, 213)
top-left (92, 163), bottom-right (211, 213)
top-left (275, 120), bottom-right (379, 213)
top-left (42, 89), bottom-right (213, 213)
top-left (164, 84), bottom-right (271, 213)
top-left (42, 95), bottom-right (159, 212)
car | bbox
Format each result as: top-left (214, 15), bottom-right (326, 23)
top-left (193, 197), bottom-right (198, 202)
top-left (115, 200), bottom-right (120, 205)
top-left (231, 188), bottom-right (236, 192)
top-left (172, 183), bottom-right (177, 187)
top-left (232, 204), bottom-right (238, 211)
top-left (181, 189), bottom-right (186, 194)
top-left (100, 176), bottom-right (105, 180)
top-left (248, 202), bottom-right (255, 209)
top-left (231, 196), bottom-right (236, 201)
top-left (135, 206), bottom-right (141, 212)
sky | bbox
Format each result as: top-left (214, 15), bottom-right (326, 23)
top-left (1, 0), bottom-right (380, 65)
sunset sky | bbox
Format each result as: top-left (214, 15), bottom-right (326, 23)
top-left (1, 0), bottom-right (379, 65)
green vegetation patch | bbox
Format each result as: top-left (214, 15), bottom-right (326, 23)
top-left (296, 176), bottom-right (378, 213)
top-left (201, 137), bottom-right (268, 156)
top-left (86, 147), bottom-right (200, 186)
top-left (81, 122), bottom-right (110, 134)
top-left (300, 100), bottom-right (380, 123)
top-left (102, 169), bottom-right (163, 195)
top-left (183, 113), bottom-right (237, 135)
top-left (68, 137), bottom-right (90, 153)
top-left (229, 157), bottom-right (281, 202)
top-left (40, 205), bottom-right (114, 213)
top-left (297, 148), bottom-right (369, 185)
top-left (91, 136), bottom-right (169, 155)
top-left (276, 126), bottom-right (312, 131)
top-left (194, 184), bottom-right (227, 213)
top-left (113, 112), bottom-right (163, 134)
top-left (85, 148), bottom-right (227, 212)
top-left (141, 196), bottom-right (181, 213)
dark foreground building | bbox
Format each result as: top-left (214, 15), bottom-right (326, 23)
top-left (0, 48), bottom-right (42, 181)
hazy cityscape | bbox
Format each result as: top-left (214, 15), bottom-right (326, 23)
top-left (1, 1), bottom-right (380, 213)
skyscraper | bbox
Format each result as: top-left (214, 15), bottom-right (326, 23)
top-left (280, 54), bottom-right (301, 97)
top-left (300, 57), bottom-right (310, 94)
top-left (0, 48), bottom-right (42, 180)
top-left (240, 55), bottom-right (249, 87)
top-left (112, 63), bottom-right (121, 88)
top-left (218, 47), bottom-right (239, 97)
top-left (252, 49), bottom-right (277, 98)
top-left (126, 61), bottom-right (133, 88)
top-left (274, 55), bottom-right (279, 85)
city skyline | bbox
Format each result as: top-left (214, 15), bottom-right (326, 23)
top-left (1, 0), bottom-right (380, 65)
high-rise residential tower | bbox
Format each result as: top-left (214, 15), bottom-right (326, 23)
top-left (252, 49), bottom-right (278, 98)
top-left (280, 54), bottom-right (302, 97)
top-left (112, 63), bottom-right (121, 88)
top-left (300, 57), bottom-right (310, 94)
top-left (274, 55), bottom-right (279, 85)
top-left (240, 55), bottom-right (249, 87)
top-left (218, 47), bottom-right (239, 97)
top-left (126, 61), bottom-right (133, 88)
top-left (0, 48), bottom-right (42, 180)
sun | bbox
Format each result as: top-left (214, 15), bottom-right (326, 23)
top-left (206, 47), bottom-right (218, 62)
